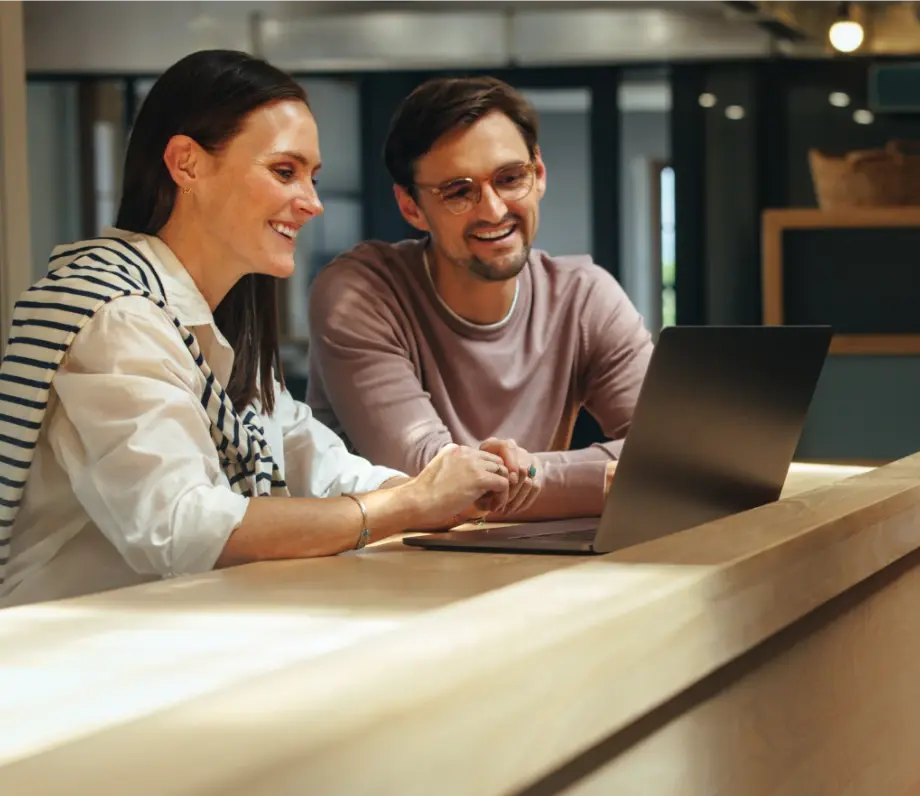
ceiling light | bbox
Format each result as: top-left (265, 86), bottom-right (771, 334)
top-left (829, 3), bottom-right (864, 53)
top-left (725, 105), bottom-right (745, 120)
top-left (853, 109), bottom-right (874, 125)
top-left (829, 91), bottom-right (851, 107)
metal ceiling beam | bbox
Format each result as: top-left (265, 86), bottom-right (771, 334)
top-left (268, 1), bottom-right (736, 15)
top-left (720, 1), bottom-right (812, 42)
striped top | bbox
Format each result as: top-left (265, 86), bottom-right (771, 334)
top-left (0, 236), bottom-right (289, 585)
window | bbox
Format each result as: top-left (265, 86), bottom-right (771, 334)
top-left (659, 165), bottom-right (676, 328)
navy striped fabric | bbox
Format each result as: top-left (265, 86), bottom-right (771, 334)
top-left (0, 237), bottom-right (288, 584)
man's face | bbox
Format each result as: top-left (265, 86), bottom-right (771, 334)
top-left (397, 111), bottom-right (546, 282)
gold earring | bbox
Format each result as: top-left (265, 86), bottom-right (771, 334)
top-left (182, 187), bottom-right (191, 195)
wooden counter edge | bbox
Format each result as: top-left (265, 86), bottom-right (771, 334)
top-left (5, 455), bottom-right (920, 795)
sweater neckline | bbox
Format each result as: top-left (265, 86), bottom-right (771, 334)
top-left (421, 245), bottom-right (521, 333)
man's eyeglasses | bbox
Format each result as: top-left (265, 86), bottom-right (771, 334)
top-left (414, 162), bottom-right (536, 215)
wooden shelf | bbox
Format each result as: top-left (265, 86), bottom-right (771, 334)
top-left (762, 207), bottom-right (920, 355)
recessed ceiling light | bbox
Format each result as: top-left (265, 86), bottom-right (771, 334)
top-left (725, 105), bottom-right (745, 120)
top-left (698, 92), bottom-right (717, 108)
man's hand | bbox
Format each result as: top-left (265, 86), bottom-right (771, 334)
top-left (478, 438), bottom-right (542, 515)
top-left (605, 461), bottom-right (617, 496)
top-left (409, 444), bottom-right (511, 529)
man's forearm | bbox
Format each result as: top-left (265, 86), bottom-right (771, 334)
top-left (490, 459), bottom-right (608, 522)
top-left (531, 440), bottom-right (623, 467)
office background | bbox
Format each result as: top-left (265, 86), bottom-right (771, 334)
top-left (11, 0), bottom-right (920, 462)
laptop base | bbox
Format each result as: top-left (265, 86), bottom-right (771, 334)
top-left (402, 517), bottom-right (600, 555)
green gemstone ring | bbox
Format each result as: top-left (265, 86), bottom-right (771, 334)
top-left (527, 465), bottom-right (537, 479)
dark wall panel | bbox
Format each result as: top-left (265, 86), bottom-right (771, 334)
top-left (359, 72), bottom-right (428, 243)
top-left (782, 227), bottom-right (920, 334)
top-left (702, 65), bottom-right (762, 326)
top-left (670, 65), bottom-right (706, 326)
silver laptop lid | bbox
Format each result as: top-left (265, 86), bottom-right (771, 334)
top-left (593, 325), bottom-right (832, 553)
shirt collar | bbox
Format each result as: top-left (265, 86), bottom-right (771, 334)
top-left (99, 227), bottom-right (216, 329)
top-left (98, 227), bottom-right (236, 376)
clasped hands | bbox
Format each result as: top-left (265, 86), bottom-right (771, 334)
top-left (473, 437), bottom-right (541, 516)
top-left (452, 438), bottom-right (619, 521)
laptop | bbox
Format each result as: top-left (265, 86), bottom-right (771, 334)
top-left (403, 324), bottom-right (832, 556)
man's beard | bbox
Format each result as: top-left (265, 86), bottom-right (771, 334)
top-left (464, 245), bottom-right (531, 283)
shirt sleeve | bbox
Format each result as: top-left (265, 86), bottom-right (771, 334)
top-left (275, 385), bottom-right (406, 498)
top-left (47, 297), bottom-right (249, 578)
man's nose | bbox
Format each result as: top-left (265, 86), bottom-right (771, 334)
top-left (475, 183), bottom-right (508, 224)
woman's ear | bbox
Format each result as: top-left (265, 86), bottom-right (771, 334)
top-left (162, 134), bottom-right (200, 194)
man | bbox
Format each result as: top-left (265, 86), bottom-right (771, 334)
top-left (307, 76), bottom-right (654, 521)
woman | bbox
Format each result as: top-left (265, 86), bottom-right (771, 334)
top-left (0, 50), bottom-right (510, 607)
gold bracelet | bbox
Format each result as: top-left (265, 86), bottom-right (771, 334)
top-left (342, 493), bottom-right (371, 549)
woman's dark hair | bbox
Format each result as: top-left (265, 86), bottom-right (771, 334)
top-left (116, 49), bottom-right (308, 415)
top-left (383, 76), bottom-right (539, 193)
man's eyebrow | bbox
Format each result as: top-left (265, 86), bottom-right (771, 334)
top-left (436, 159), bottom-right (529, 184)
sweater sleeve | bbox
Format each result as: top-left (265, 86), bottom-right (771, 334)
top-left (307, 259), bottom-right (454, 476)
top-left (494, 266), bottom-right (654, 522)
top-left (578, 267), bottom-right (655, 451)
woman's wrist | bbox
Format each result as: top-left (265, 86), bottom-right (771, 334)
top-left (360, 478), bottom-right (429, 541)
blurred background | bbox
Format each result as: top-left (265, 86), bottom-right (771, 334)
top-left (13, 0), bottom-right (920, 463)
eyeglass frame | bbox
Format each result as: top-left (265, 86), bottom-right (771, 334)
top-left (412, 161), bottom-right (539, 215)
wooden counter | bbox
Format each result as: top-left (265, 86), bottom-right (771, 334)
top-left (3, 458), bottom-right (920, 795)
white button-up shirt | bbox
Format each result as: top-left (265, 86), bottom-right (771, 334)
top-left (1, 230), bottom-right (403, 608)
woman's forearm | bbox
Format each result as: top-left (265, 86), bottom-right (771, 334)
top-left (216, 446), bottom-right (512, 567)
top-left (215, 481), bottom-right (421, 567)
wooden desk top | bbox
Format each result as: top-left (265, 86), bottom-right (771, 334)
top-left (3, 458), bottom-right (916, 795)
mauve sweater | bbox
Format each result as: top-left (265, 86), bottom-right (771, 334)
top-left (306, 237), bottom-right (654, 520)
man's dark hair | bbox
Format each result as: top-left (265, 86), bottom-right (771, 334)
top-left (383, 76), bottom-right (539, 193)
top-left (117, 49), bottom-right (308, 415)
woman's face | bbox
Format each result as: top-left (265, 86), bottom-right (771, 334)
top-left (194, 99), bottom-right (323, 280)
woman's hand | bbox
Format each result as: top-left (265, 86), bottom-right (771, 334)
top-left (407, 444), bottom-right (511, 529)
top-left (220, 445), bottom-right (511, 565)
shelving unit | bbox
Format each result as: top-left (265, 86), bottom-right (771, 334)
top-left (762, 207), bottom-right (920, 355)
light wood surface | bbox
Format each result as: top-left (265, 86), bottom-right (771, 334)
top-left (761, 207), bottom-right (920, 355)
top-left (564, 546), bottom-right (920, 796)
top-left (5, 458), bottom-right (920, 795)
